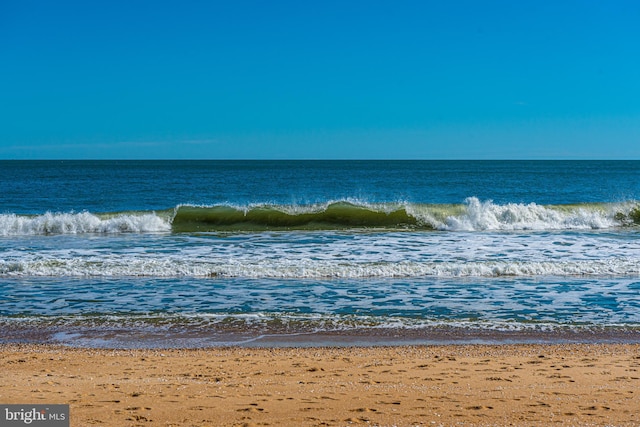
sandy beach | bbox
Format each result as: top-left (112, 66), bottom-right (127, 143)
top-left (1, 344), bottom-right (639, 426)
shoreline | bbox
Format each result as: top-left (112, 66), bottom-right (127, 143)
top-left (2, 343), bottom-right (639, 426)
top-left (4, 324), bottom-right (640, 349)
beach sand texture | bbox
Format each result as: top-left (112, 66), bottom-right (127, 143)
top-left (1, 344), bottom-right (639, 426)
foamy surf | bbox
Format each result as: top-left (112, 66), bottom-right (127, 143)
top-left (0, 212), bottom-right (171, 236)
top-left (2, 255), bottom-right (639, 278)
top-left (435, 197), bottom-right (634, 231)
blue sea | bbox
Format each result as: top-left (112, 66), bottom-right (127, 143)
top-left (1, 160), bottom-right (640, 348)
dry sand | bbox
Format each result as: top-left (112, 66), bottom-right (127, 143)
top-left (1, 343), bottom-right (639, 426)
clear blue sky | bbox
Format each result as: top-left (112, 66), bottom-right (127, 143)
top-left (1, 0), bottom-right (639, 159)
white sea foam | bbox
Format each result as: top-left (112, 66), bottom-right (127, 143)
top-left (2, 257), bottom-right (639, 278)
top-left (2, 225), bottom-right (639, 278)
top-left (0, 212), bottom-right (171, 236)
top-left (432, 197), bottom-right (621, 231)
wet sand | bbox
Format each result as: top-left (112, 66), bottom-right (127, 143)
top-left (1, 344), bottom-right (639, 426)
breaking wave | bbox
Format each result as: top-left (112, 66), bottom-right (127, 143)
top-left (0, 211), bottom-right (171, 236)
top-left (1, 197), bottom-right (639, 235)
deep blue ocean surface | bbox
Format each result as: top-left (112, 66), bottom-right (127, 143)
top-left (1, 160), bottom-right (640, 347)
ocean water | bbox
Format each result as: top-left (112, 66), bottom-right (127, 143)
top-left (1, 160), bottom-right (640, 347)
